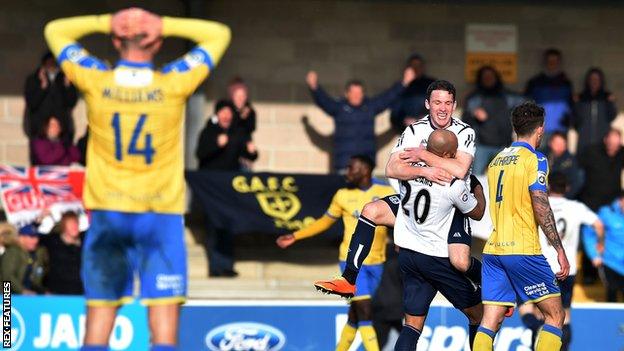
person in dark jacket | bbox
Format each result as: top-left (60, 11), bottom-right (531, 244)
top-left (228, 77), bottom-right (256, 137)
top-left (525, 48), bottom-right (574, 150)
top-left (195, 100), bottom-right (258, 278)
top-left (578, 128), bottom-right (624, 284)
top-left (390, 54), bottom-right (436, 134)
top-left (31, 115), bottom-right (81, 166)
top-left (573, 67), bottom-right (617, 154)
top-left (23, 51), bottom-right (78, 143)
top-left (228, 77), bottom-right (257, 170)
top-left (463, 66), bottom-right (524, 174)
top-left (306, 67), bottom-right (415, 172)
top-left (196, 100), bottom-right (258, 171)
top-left (2, 225), bottom-right (48, 295)
top-left (547, 132), bottom-right (584, 199)
top-left (41, 212), bottom-right (84, 295)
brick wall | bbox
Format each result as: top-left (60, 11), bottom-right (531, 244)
top-left (0, 95), bottom-right (394, 174)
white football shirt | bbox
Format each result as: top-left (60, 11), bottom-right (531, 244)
top-left (539, 196), bottom-right (598, 276)
top-left (394, 171), bottom-right (478, 257)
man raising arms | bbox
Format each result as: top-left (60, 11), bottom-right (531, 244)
top-left (45, 8), bottom-right (230, 351)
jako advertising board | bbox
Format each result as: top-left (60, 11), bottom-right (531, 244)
top-left (8, 297), bottom-right (624, 350)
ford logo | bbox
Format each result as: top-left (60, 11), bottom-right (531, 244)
top-left (205, 322), bottom-right (286, 351)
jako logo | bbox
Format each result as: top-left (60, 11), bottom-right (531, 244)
top-left (9, 307), bottom-right (25, 350)
top-left (205, 322), bottom-right (286, 351)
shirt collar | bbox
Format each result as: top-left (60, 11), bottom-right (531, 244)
top-left (511, 141), bottom-right (536, 153)
top-left (116, 60), bottom-right (153, 69)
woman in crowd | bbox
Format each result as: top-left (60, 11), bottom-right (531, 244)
top-left (573, 67), bottom-right (617, 153)
top-left (31, 114), bottom-right (81, 166)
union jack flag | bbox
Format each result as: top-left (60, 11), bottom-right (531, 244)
top-left (0, 165), bottom-right (85, 227)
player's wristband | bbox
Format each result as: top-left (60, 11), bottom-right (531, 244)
top-left (469, 175), bottom-right (481, 193)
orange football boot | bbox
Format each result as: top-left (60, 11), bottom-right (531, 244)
top-left (314, 277), bottom-right (355, 298)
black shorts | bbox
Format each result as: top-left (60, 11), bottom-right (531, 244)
top-left (398, 248), bottom-right (481, 316)
top-left (559, 275), bottom-right (575, 309)
top-left (447, 210), bottom-right (471, 246)
top-left (380, 194), bottom-right (401, 217)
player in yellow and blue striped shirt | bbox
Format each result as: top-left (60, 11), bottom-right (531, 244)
top-left (277, 155), bottom-right (395, 351)
top-left (473, 102), bottom-right (570, 351)
top-left (45, 8), bottom-right (230, 351)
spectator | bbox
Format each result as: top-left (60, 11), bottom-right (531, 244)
top-left (31, 115), bottom-right (81, 166)
top-left (584, 192), bottom-right (624, 302)
top-left (23, 51), bottom-right (78, 143)
top-left (228, 77), bottom-right (256, 137)
top-left (463, 66), bottom-right (524, 174)
top-left (0, 223), bottom-right (19, 282)
top-left (76, 129), bottom-right (88, 166)
top-left (547, 132), bottom-right (584, 199)
top-left (228, 77), bottom-right (257, 170)
top-left (525, 48), bottom-right (573, 147)
top-left (306, 67), bottom-right (415, 173)
top-left (2, 225), bottom-right (48, 294)
top-left (573, 67), bottom-right (617, 154)
top-left (41, 212), bottom-right (84, 295)
top-left (578, 129), bottom-right (624, 211)
top-left (390, 54), bottom-right (435, 134)
top-left (578, 128), bottom-right (624, 284)
top-left (196, 100), bottom-right (258, 171)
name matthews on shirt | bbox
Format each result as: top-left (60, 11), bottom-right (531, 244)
top-left (102, 87), bottom-right (164, 103)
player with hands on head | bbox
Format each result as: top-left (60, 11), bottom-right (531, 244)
top-left (45, 7), bottom-right (230, 351)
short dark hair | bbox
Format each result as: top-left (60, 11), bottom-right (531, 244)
top-left (511, 101), bottom-right (545, 137)
top-left (350, 154), bottom-right (375, 171)
top-left (406, 53), bottom-right (424, 65)
top-left (41, 51), bottom-right (54, 65)
top-left (214, 99), bottom-right (234, 114)
top-left (549, 131), bottom-right (567, 142)
top-left (548, 172), bottom-right (568, 195)
top-left (543, 48), bottom-right (562, 60)
top-left (426, 80), bottom-right (456, 101)
top-left (345, 79), bottom-right (364, 91)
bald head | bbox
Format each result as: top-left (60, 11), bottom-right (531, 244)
top-left (427, 129), bottom-right (458, 158)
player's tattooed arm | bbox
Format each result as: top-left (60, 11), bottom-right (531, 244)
top-left (530, 190), bottom-right (563, 250)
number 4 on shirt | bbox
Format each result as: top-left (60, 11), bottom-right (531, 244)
top-left (495, 170), bottom-right (504, 203)
top-left (111, 113), bottom-right (155, 164)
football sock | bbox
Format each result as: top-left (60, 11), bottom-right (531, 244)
top-left (561, 324), bottom-right (571, 351)
top-left (151, 346), bottom-right (176, 351)
top-left (469, 324), bottom-right (479, 350)
top-left (535, 324), bottom-right (562, 351)
top-left (336, 322), bottom-right (358, 351)
top-left (80, 346), bottom-right (108, 351)
top-left (343, 215), bottom-right (376, 285)
top-left (394, 324), bottom-right (421, 351)
top-left (358, 321), bottom-right (379, 351)
top-left (473, 326), bottom-right (496, 351)
top-left (465, 257), bottom-right (482, 285)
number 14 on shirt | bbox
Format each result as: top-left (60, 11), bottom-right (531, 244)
top-left (111, 113), bottom-right (155, 164)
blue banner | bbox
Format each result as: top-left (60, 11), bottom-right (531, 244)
top-left (8, 297), bottom-right (624, 350)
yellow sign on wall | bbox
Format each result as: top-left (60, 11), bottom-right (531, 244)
top-left (465, 24), bottom-right (518, 84)
top-left (465, 52), bottom-right (517, 84)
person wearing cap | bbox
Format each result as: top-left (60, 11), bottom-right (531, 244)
top-left (195, 99), bottom-right (258, 171)
top-left (2, 224), bottom-right (49, 294)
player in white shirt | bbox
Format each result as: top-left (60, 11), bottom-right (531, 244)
top-left (394, 129), bottom-right (486, 350)
top-left (315, 80), bottom-right (482, 297)
top-left (519, 172), bottom-right (604, 351)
